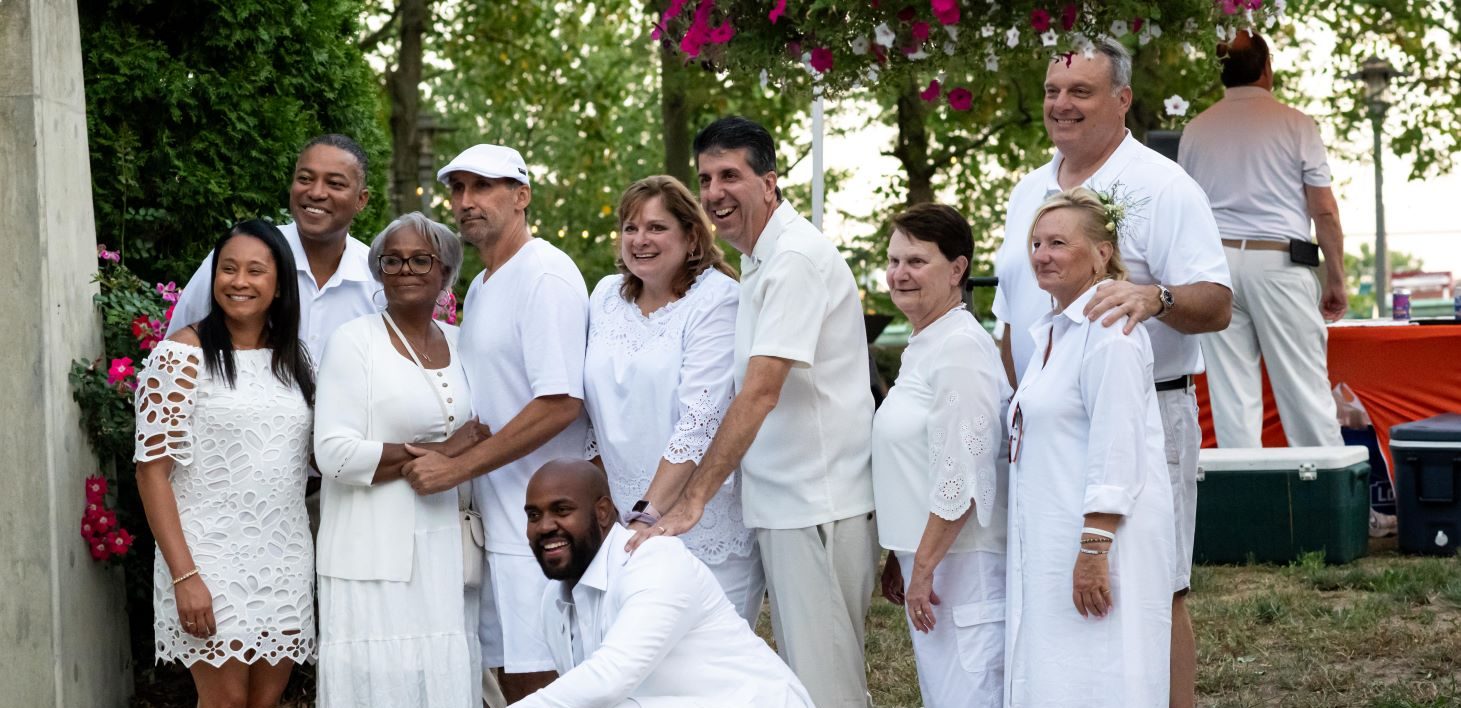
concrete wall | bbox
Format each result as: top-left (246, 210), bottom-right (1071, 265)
top-left (0, 0), bottom-right (132, 705)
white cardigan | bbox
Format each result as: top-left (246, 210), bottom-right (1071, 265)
top-left (313, 313), bottom-right (472, 581)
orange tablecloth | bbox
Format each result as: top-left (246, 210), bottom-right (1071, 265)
top-left (1195, 323), bottom-right (1461, 477)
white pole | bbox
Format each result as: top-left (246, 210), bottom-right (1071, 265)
top-left (811, 96), bottom-right (825, 230)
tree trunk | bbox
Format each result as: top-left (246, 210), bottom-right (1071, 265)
top-left (893, 78), bottom-right (936, 206)
top-left (659, 41), bottom-right (692, 185)
top-left (388, 0), bottom-right (428, 216)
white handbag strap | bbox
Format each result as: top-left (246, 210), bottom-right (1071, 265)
top-left (382, 312), bottom-right (454, 437)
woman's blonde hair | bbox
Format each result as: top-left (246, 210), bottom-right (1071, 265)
top-left (1027, 187), bottom-right (1129, 281)
top-left (615, 175), bottom-right (736, 303)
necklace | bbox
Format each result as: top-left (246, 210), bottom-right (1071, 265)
top-left (405, 327), bottom-right (434, 363)
top-left (386, 312), bottom-right (434, 363)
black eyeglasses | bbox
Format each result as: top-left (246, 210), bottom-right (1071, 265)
top-left (379, 254), bottom-right (438, 275)
top-left (1009, 403), bottom-right (1024, 465)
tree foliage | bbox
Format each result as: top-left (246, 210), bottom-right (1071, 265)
top-left (80, 0), bottom-right (390, 283)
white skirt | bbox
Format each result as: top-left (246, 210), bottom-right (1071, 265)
top-left (317, 495), bottom-right (476, 708)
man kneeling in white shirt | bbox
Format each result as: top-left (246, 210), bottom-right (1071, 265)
top-left (512, 459), bottom-right (813, 708)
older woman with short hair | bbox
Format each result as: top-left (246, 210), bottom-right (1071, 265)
top-left (872, 203), bottom-right (1009, 708)
top-left (313, 212), bottom-right (484, 707)
top-left (1004, 187), bottom-right (1176, 706)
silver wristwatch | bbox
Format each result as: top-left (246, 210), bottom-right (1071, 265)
top-left (1154, 284), bottom-right (1175, 319)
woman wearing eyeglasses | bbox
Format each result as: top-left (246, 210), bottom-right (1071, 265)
top-left (871, 204), bottom-right (1009, 708)
top-left (1003, 188), bottom-right (1176, 707)
top-left (313, 212), bottom-right (485, 707)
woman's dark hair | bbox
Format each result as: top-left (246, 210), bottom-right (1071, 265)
top-left (615, 175), bottom-right (737, 303)
top-left (889, 203), bottom-right (975, 287)
top-left (197, 220), bottom-right (316, 406)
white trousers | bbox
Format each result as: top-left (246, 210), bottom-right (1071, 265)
top-left (1201, 246), bottom-right (1343, 448)
top-left (895, 550), bottom-right (1004, 708)
top-left (708, 547), bottom-right (767, 627)
top-left (757, 513), bottom-right (879, 708)
top-left (1158, 387), bottom-right (1199, 592)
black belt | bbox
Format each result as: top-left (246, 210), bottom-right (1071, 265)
top-left (1154, 375), bottom-right (1192, 392)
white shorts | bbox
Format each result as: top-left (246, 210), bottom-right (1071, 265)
top-left (477, 551), bottom-right (554, 673)
top-left (1157, 386), bottom-right (1199, 592)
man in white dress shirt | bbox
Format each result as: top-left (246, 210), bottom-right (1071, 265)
top-left (402, 143), bottom-right (589, 702)
top-left (165, 134), bottom-right (377, 363)
top-left (631, 116), bottom-right (878, 708)
top-left (1179, 30), bottom-right (1347, 449)
top-left (513, 459), bottom-right (812, 708)
top-left (991, 40), bottom-right (1232, 708)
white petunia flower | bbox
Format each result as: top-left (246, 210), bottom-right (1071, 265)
top-left (1163, 94), bottom-right (1190, 117)
top-left (944, 25), bottom-right (959, 41)
top-left (1109, 19), bottom-right (1129, 37)
top-left (1041, 29), bottom-right (1058, 46)
top-left (985, 53), bottom-right (999, 71)
top-left (875, 22), bottom-right (896, 48)
top-left (760, 69), bottom-right (769, 89)
top-left (851, 36), bottom-right (870, 55)
top-left (1006, 26), bottom-right (1020, 48)
top-left (907, 47), bottom-right (929, 60)
top-left (944, 41), bottom-right (957, 55)
top-left (981, 24), bottom-right (996, 38)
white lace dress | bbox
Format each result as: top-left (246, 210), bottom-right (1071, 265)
top-left (133, 340), bottom-right (316, 667)
top-left (583, 271), bottom-right (761, 619)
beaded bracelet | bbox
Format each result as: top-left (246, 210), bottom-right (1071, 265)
top-left (1080, 538), bottom-right (1113, 544)
top-left (171, 568), bottom-right (200, 586)
top-left (1078, 548), bottom-right (1109, 556)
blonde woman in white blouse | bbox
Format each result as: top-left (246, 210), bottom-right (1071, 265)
top-left (872, 204), bottom-right (1009, 708)
top-left (313, 213), bottom-right (485, 707)
top-left (582, 175), bottom-right (764, 622)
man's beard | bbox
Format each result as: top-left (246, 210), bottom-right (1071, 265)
top-left (534, 521), bottom-right (605, 583)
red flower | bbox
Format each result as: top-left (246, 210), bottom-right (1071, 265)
top-left (809, 47), bottom-right (835, 73)
top-left (1060, 3), bottom-right (1078, 31)
top-left (81, 515), bottom-right (96, 539)
top-left (919, 79), bottom-right (942, 102)
top-left (768, 0), bottom-right (786, 23)
top-left (165, 303), bottom-right (177, 324)
top-left (947, 86), bottom-right (973, 111)
top-left (1131, 17), bottom-right (1144, 33)
top-left (93, 509), bottom-right (116, 533)
top-left (707, 21), bottom-right (734, 43)
top-left (107, 357), bottom-right (135, 386)
top-left (106, 529), bottom-right (135, 556)
top-left (89, 539), bottom-right (111, 561)
top-left (911, 21), bottom-right (931, 41)
top-left (85, 475), bottom-right (108, 503)
top-left (896, 6), bottom-right (916, 21)
top-left (931, 0), bottom-right (960, 25)
top-left (1030, 8), bottom-right (1052, 32)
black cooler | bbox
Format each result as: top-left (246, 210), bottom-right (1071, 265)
top-left (1390, 414), bottom-right (1461, 555)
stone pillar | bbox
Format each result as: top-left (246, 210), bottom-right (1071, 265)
top-left (0, 0), bottom-right (132, 705)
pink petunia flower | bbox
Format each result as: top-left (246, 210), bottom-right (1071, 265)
top-left (652, 0), bottom-right (689, 39)
top-left (930, 0), bottom-right (960, 25)
top-left (769, 0), bottom-right (786, 23)
top-left (809, 47), bottom-right (835, 73)
top-left (85, 475), bottom-right (108, 503)
top-left (93, 509), bottom-right (116, 533)
top-left (707, 21), bottom-right (734, 43)
top-left (919, 79), bottom-right (942, 102)
top-left (947, 87), bottom-right (973, 111)
top-left (107, 357), bottom-right (135, 386)
top-left (911, 21), bottom-right (931, 41)
top-left (1030, 8), bottom-right (1052, 32)
top-left (155, 281), bottom-right (180, 303)
top-left (106, 529), bottom-right (135, 556)
top-left (96, 244), bottom-right (121, 263)
top-left (89, 539), bottom-right (111, 561)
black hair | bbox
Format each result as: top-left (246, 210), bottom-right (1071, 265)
top-left (197, 219), bottom-right (316, 407)
top-left (300, 133), bottom-right (369, 184)
top-left (1220, 33), bottom-right (1270, 88)
top-left (693, 116), bottom-right (783, 200)
top-left (890, 203), bottom-right (975, 287)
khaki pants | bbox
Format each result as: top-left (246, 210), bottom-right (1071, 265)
top-left (757, 512), bottom-right (879, 708)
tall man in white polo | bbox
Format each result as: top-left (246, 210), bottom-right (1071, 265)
top-left (402, 144), bottom-right (589, 702)
top-left (1179, 30), bottom-right (1347, 449)
top-left (630, 116), bottom-right (879, 708)
top-left (991, 40), bottom-right (1232, 708)
top-left (166, 134), bottom-right (377, 361)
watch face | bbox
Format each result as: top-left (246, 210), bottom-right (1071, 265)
top-left (632, 500), bottom-right (651, 513)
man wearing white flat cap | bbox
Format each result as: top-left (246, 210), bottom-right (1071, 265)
top-left (401, 143), bottom-right (590, 702)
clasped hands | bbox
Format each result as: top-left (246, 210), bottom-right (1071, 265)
top-left (401, 419), bottom-right (492, 495)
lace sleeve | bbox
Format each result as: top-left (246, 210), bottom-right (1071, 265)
top-left (662, 282), bottom-right (737, 465)
top-left (133, 341), bottom-right (202, 465)
top-left (926, 338), bottom-right (1001, 526)
top-left (585, 420), bottom-right (600, 460)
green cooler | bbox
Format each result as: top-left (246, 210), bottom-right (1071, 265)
top-left (1194, 446), bottom-right (1371, 564)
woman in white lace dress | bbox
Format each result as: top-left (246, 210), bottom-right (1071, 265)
top-left (313, 213), bottom-right (483, 707)
top-left (134, 220), bottom-right (317, 706)
top-left (872, 204), bottom-right (1009, 708)
top-left (582, 175), bottom-right (764, 622)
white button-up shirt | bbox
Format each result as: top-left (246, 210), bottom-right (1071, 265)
top-left (1178, 85), bottom-right (1333, 243)
top-left (735, 201), bottom-right (875, 530)
top-left (993, 131), bottom-right (1231, 384)
top-left (165, 222), bottom-right (379, 365)
top-left (516, 524), bottom-right (813, 708)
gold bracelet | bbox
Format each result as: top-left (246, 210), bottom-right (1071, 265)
top-left (1078, 548), bottom-right (1109, 556)
top-left (171, 568), bottom-right (199, 586)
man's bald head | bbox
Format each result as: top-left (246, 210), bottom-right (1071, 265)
top-left (525, 459), bottom-right (618, 586)
top-left (1219, 30), bottom-right (1271, 89)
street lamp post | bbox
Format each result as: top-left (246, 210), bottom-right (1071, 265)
top-left (1348, 56), bottom-right (1400, 317)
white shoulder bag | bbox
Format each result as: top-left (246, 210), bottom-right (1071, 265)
top-left (383, 312), bottom-right (486, 589)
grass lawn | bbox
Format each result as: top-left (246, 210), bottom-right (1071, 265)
top-left (134, 539), bottom-right (1461, 707)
